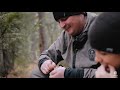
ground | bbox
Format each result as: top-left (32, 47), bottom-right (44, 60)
top-left (6, 60), bottom-right (68, 78)
top-left (7, 61), bottom-right (38, 78)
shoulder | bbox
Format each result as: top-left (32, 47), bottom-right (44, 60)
top-left (87, 12), bottom-right (98, 26)
top-left (87, 12), bottom-right (98, 22)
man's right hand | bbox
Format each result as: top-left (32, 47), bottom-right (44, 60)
top-left (40, 60), bottom-right (56, 74)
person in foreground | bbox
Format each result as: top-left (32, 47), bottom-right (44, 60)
top-left (31, 12), bottom-right (99, 78)
top-left (89, 12), bottom-right (120, 78)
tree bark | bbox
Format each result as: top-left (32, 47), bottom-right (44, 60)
top-left (38, 12), bottom-right (46, 53)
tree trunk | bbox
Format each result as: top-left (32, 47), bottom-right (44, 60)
top-left (38, 12), bottom-right (46, 53)
top-left (0, 33), bottom-right (8, 78)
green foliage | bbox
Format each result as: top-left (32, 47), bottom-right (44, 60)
top-left (0, 12), bottom-right (39, 77)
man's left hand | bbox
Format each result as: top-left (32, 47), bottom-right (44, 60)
top-left (49, 66), bottom-right (66, 78)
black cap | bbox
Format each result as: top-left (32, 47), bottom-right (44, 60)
top-left (53, 12), bottom-right (87, 21)
top-left (89, 12), bottom-right (120, 54)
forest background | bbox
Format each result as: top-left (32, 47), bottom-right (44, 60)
top-left (0, 12), bottom-right (101, 78)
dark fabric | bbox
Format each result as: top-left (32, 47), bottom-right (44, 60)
top-left (73, 31), bottom-right (88, 52)
top-left (89, 12), bottom-right (120, 54)
top-left (90, 63), bottom-right (101, 69)
top-left (64, 68), bottom-right (84, 78)
top-left (53, 12), bottom-right (87, 21)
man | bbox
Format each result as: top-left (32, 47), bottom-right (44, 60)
top-left (88, 12), bottom-right (120, 78)
top-left (31, 12), bottom-right (99, 78)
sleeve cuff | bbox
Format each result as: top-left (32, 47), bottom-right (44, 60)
top-left (64, 68), bottom-right (84, 78)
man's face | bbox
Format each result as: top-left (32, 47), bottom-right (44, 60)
top-left (58, 14), bottom-right (86, 36)
top-left (95, 50), bottom-right (120, 69)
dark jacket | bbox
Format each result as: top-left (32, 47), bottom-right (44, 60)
top-left (38, 12), bottom-right (99, 78)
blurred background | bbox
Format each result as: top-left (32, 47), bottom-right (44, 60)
top-left (0, 12), bottom-right (101, 78)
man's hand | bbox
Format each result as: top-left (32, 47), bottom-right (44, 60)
top-left (41, 60), bottom-right (56, 74)
top-left (49, 66), bottom-right (66, 78)
top-left (95, 65), bottom-right (118, 78)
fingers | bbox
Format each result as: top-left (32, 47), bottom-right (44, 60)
top-left (49, 66), bottom-right (60, 75)
top-left (95, 64), bottom-right (118, 78)
top-left (108, 65), bottom-right (118, 78)
top-left (41, 60), bottom-right (56, 74)
top-left (41, 60), bottom-right (66, 78)
top-left (98, 65), bottom-right (106, 72)
top-left (95, 65), bottom-right (108, 78)
top-left (42, 67), bottom-right (49, 74)
top-left (41, 63), bottom-right (50, 74)
top-left (49, 68), bottom-right (57, 76)
top-left (52, 62), bottom-right (56, 68)
top-left (49, 66), bottom-right (65, 78)
top-left (49, 66), bottom-right (59, 78)
top-left (108, 65), bottom-right (116, 73)
top-left (48, 61), bottom-right (56, 71)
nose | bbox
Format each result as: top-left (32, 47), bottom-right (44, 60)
top-left (95, 56), bottom-right (103, 64)
top-left (59, 21), bottom-right (65, 28)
